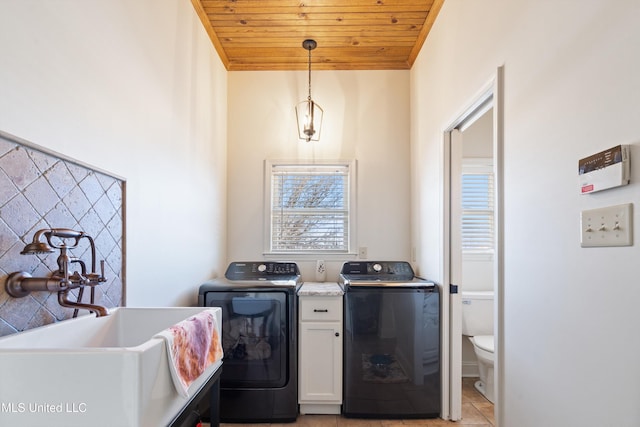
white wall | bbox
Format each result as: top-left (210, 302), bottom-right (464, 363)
top-left (227, 70), bottom-right (412, 280)
top-left (0, 0), bottom-right (228, 307)
top-left (411, 1), bottom-right (640, 426)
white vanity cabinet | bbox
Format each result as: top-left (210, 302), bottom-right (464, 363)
top-left (297, 283), bottom-right (344, 415)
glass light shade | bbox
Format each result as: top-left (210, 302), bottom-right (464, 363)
top-left (296, 99), bottom-right (323, 142)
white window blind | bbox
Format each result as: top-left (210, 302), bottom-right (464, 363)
top-left (269, 163), bottom-right (351, 253)
top-left (461, 170), bottom-right (494, 252)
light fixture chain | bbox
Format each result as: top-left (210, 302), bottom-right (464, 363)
top-left (307, 45), bottom-right (312, 101)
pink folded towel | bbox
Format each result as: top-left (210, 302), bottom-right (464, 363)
top-left (155, 309), bottom-right (223, 397)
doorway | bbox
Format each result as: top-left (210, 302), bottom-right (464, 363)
top-left (457, 107), bottom-right (495, 385)
top-left (442, 67), bottom-right (504, 426)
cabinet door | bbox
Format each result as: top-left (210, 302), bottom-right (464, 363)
top-left (299, 321), bottom-right (342, 402)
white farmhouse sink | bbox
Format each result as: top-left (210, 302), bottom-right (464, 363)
top-left (0, 307), bottom-right (222, 427)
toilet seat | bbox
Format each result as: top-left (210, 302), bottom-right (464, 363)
top-left (471, 335), bottom-right (494, 353)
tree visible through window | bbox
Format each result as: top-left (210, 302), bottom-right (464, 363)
top-left (268, 163), bottom-right (352, 253)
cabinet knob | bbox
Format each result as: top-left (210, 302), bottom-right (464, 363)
top-left (335, 332), bottom-right (340, 337)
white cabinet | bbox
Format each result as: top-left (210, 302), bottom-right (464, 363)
top-left (298, 293), bottom-right (343, 415)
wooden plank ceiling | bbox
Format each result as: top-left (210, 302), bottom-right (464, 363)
top-left (190, 0), bottom-right (444, 71)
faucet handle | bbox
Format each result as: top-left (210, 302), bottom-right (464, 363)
top-left (85, 260), bottom-right (107, 285)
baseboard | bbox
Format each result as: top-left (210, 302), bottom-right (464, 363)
top-left (299, 404), bottom-right (341, 415)
top-left (462, 361), bottom-right (479, 378)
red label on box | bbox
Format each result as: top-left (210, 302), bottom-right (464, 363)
top-left (581, 184), bottom-right (594, 193)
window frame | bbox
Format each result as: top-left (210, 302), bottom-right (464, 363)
top-left (263, 159), bottom-right (357, 258)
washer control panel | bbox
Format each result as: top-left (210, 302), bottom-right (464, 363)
top-left (340, 261), bottom-right (415, 281)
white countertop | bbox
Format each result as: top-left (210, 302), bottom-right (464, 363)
top-left (298, 282), bottom-right (344, 296)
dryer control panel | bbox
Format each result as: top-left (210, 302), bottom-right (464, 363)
top-left (225, 261), bottom-right (300, 280)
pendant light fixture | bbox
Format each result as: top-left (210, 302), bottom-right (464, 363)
top-left (296, 39), bottom-right (323, 142)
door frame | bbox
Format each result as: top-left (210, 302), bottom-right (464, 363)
top-left (441, 66), bottom-right (504, 425)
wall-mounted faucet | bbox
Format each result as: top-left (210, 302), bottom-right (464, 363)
top-left (5, 228), bottom-right (108, 317)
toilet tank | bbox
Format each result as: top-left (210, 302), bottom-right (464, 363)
top-left (461, 291), bottom-right (494, 336)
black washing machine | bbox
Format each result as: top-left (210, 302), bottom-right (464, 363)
top-left (198, 262), bottom-right (301, 423)
top-left (339, 261), bottom-right (441, 419)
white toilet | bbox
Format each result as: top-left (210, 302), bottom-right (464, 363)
top-left (461, 290), bottom-right (495, 403)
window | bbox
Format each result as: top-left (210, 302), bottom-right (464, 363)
top-left (461, 160), bottom-right (494, 253)
top-left (265, 161), bottom-right (355, 254)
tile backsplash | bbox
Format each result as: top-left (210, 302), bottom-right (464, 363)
top-left (0, 131), bottom-right (125, 336)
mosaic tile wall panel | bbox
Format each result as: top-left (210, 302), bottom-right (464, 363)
top-left (0, 132), bottom-right (125, 336)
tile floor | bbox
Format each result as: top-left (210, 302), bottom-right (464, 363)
top-left (213, 377), bottom-right (494, 427)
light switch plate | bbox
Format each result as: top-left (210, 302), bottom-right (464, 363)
top-left (581, 203), bottom-right (633, 247)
